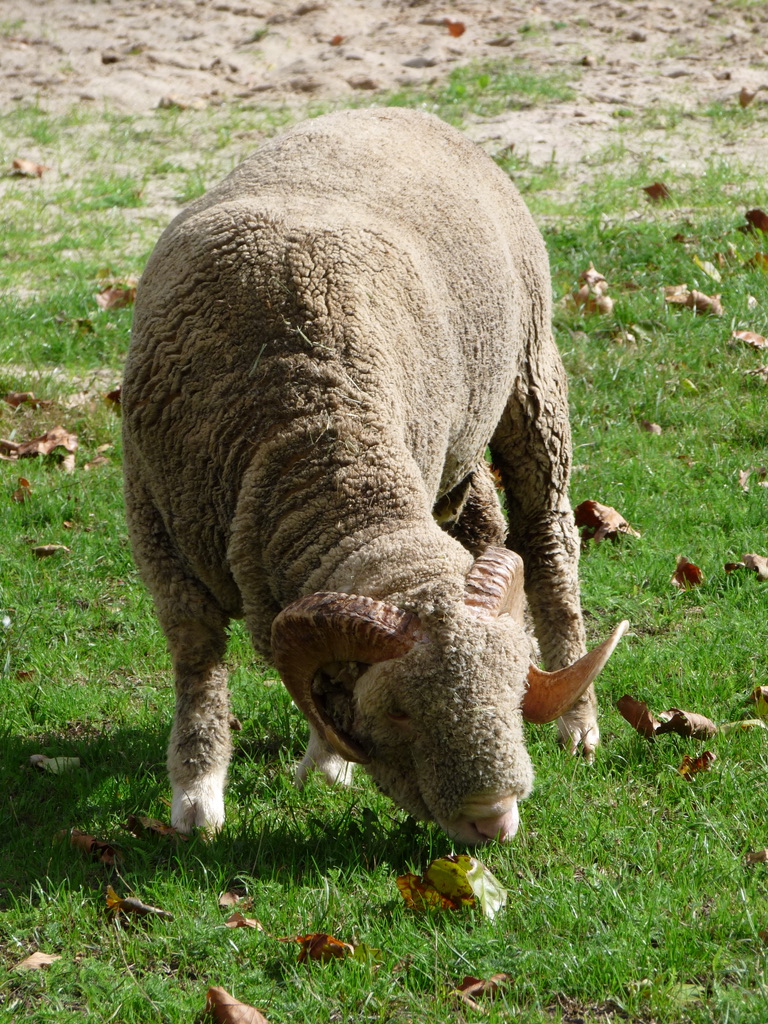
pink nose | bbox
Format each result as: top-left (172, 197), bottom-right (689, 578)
top-left (446, 795), bottom-right (520, 844)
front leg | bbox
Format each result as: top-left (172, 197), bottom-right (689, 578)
top-left (490, 346), bottom-right (597, 757)
top-left (166, 621), bottom-right (232, 832)
top-left (294, 724), bottom-right (355, 789)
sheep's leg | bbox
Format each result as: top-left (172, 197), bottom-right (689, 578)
top-left (490, 364), bottom-right (598, 758)
top-left (125, 487), bottom-right (232, 831)
top-left (440, 462), bottom-right (507, 558)
top-left (294, 725), bottom-right (355, 789)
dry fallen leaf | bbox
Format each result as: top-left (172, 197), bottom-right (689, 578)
top-left (281, 932), bottom-right (355, 963)
top-left (224, 912), bottom-right (264, 931)
top-left (565, 264), bottom-right (614, 315)
top-left (746, 849), bottom-right (768, 865)
top-left (640, 419), bottom-right (662, 434)
top-left (739, 86), bottom-right (757, 108)
top-left (218, 891), bottom-right (253, 909)
top-left (13, 951), bottom-right (61, 971)
top-left (206, 986), bottom-right (269, 1024)
top-left (69, 828), bottom-right (121, 866)
top-left (664, 285), bottom-right (723, 316)
top-left (106, 885), bottom-right (174, 923)
top-left (454, 973), bottom-right (511, 1011)
top-left (718, 719), bottom-right (768, 734)
top-left (656, 708), bottom-right (718, 739)
top-left (0, 425), bottom-right (78, 472)
top-left (30, 753), bottom-right (80, 773)
top-left (643, 181), bottom-right (671, 202)
top-left (105, 385), bottom-right (122, 408)
top-left (329, 34), bottom-right (344, 45)
top-left (32, 544), bottom-right (71, 558)
top-left (731, 330), bottom-right (768, 349)
top-left (95, 285), bottom-right (137, 310)
top-left (752, 686), bottom-right (768, 720)
top-left (12, 477), bottom-right (33, 502)
top-left (744, 209), bottom-right (768, 234)
top-left (4, 391), bottom-right (52, 409)
top-left (616, 694), bottom-right (662, 739)
top-left (397, 854), bottom-right (507, 920)
top-left (124, 813), bottom-right (188, 840)
top-left (574, 499), bottom-right (641, 543)
top-left (671, 556), bottom-right (703, 589)
top-left (11, 157), bottom-right (50, 178)
top-left (677, 750), bottom-right (716, 779)
top-left (444, 18), bottom-right (466, 36)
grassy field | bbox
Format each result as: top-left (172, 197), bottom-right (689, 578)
top-left (1, 66), bottom-right (767, 1024)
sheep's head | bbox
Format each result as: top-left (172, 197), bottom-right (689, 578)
top-left (271, 548), bottom-right (627, 845)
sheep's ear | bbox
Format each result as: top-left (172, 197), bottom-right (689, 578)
top-left (271, 592), bottom-right (426, 763)
top-left (522, 620), bottom-right (629, 724)
top-left (464, 547), bottom-right (525, 622)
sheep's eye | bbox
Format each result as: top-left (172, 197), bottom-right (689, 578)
top-left (388, 710), bottom-right (411, 724)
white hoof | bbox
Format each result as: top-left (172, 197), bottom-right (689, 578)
top-left (171, 774), bottom-right (226, 833)
top-left (294, 728), bottom-right (354, 789)
top-left (557, 714), bottom-right (600, 761)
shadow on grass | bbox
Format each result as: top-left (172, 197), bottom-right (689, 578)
top-left (0, 723), bottom-right (434, 906)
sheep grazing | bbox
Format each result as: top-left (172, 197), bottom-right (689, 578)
top-left (123, 107), bottom-right (627, 844)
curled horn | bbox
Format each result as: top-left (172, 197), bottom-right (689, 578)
top-left (464, 546), bottom-right (525, 622)
top-left (271, 592), bottom-right (426, 764)
top-left (464, 546), bottom-right (628, 723)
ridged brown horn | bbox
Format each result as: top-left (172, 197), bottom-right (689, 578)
top-left (464, 546), bottom-right (525, 622)
top-left (522, 619), bottom-right (629, 723)
top-left (271, 592), bottom-right (426, 764)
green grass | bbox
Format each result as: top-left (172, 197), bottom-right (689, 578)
top-left (1, 72), bottom-right (768, 1024)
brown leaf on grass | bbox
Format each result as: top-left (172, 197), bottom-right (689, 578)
top-left (678, 750), bottom-right (716, 779)
top-left (744, 209), bottom-right (768, 234)
top-left (752, 686), bottom-right (768, 720)
top-left (12, 477), bottom-right (33, 502)
top-left (106, 884), bottom-right (174, 922)
top-left (444, 18), bottom-right (466, 36)
top-left (206, 986), bottom-right (269, 1024)
top-left (4, 391), bottom-right (52, 409)
top-left (124, 813), bottom-right (188, 840)
top-left (70, 828), bottom-right (121, 866)
top-left (671, 556), bottom-right (703, 589)
top-left (640, 419), bottom-right (662, 434)
top-left (224, 912), bottom-right (264, 930)
top-left (656, 708), bottom-right (718, 739)
top-left (95, 285), bottom-right (136, 310)
top-left (565, 264), bottom-right (614, 315)
top-left (664, 285), bottom-right (724, 316)
top-left (643, 181), bottom-right (671, 202)
top-left (0, 425), bottom-right (78, 472)
top-left (454, 973), bottom-right (511, 1011)
top-left (280, 932), bottom-right (355, 963)
top-left (84, 454), bottom-right (110, 471)
top-left (29, 753), bottom-right (80, 773)
top-left (616, 694), bottom-right (661, 739)
top-left (745, 849), bottom-right (768, 865)
top-left (218, 891), bottom-right (253, 909)
top-left (11, 157), bottom-right (50, 178)
top-left (32, 544), bottom-right (71, 558)
top-left (574, 500), bottom-right (641, 543)
top-left (13, 951), bottom-right (61, 971)
top-left (739, 87), bottom-right (758, 108)
top-left (731, 329), bottom-right (768, 349)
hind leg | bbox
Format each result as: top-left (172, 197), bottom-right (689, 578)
top-left (490, 350), bottom-right (598, 757)
top-left (125, 484), bottom-right (232, 831)
top-left (439, 462), bottom-right (507, 557)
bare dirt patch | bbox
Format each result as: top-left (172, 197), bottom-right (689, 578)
top-left (3, 0), bottom-right (768, 176)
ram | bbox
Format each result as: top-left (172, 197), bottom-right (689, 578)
top-left (122, 107), bottom-right (626, 844)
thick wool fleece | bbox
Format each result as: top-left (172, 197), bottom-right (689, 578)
top-left (122, 107), bottom-right (589, 833)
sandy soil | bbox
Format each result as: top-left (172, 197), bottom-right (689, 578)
top-left (2, 0), bottom-right (768, 175)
